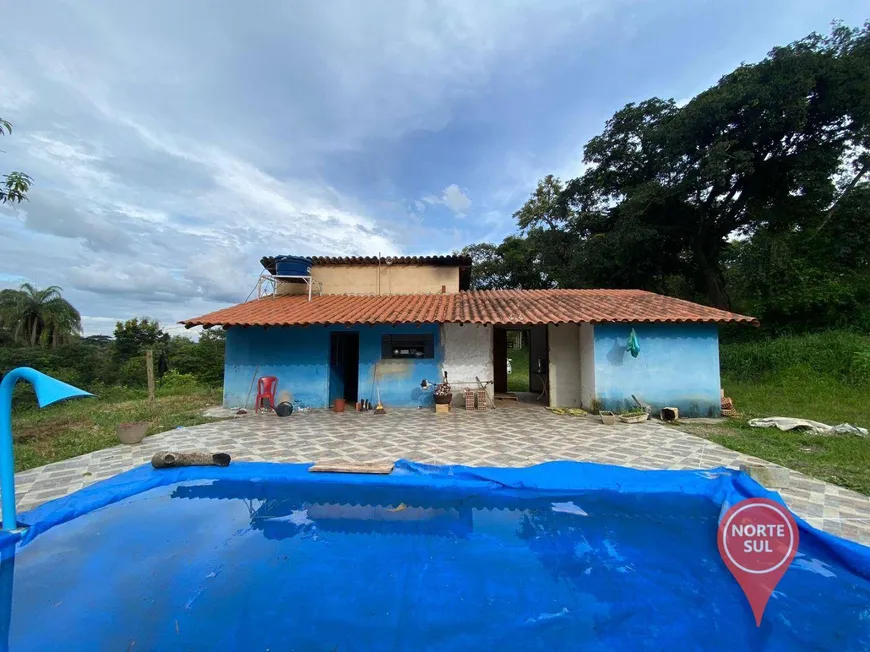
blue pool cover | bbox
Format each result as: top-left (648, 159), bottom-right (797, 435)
top-left (1, 460), bottom-right (869, 650)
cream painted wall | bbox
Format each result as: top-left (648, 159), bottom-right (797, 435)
top-left (440, 323), bottom-right (494, 406)
top-left (579, 323), bottom-right (596, 409)
top-left (547, 323), bottom-right (583, 408)
top-left (276, 264), bottom-right (460, 296)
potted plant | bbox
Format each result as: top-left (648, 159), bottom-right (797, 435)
top-left (599, 410), bottom-right (617, 425)
top-left (117, 421), bottom-right (150, 445)
top-left (433, 373), bottom-right (452, 405)
top-left (619, 409), bottom-right (649, 424)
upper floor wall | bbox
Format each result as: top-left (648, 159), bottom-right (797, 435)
top-left (276, 263), bottom-right (461, 296)
top-left (262, 255), bottom-right (471, 296)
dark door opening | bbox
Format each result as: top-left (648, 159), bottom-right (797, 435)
top-left (493, 326), bottom-right (549, 403)
top-left (506, 330), bottom-right (530, 392)
top-left (493, 328), bottom-right (508, 394)
top-left (494, 328), bottom-right (531, 394)
top-left (329, 332), bottom-right (359, 406)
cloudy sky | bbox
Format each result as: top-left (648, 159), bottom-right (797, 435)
top-left (0, 1), bottom-right (863, 336)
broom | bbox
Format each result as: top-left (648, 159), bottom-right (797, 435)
top-left (373, 380), bottom-right (386, 415)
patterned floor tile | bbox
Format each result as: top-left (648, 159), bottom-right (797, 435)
top-left (2, 409), bottom-right (869, 545)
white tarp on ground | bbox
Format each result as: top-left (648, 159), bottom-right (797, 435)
top-left (749, 417), bottom-right (868, 437)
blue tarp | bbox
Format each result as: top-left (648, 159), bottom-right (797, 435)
top-left (1, 460), bottom-right (869, 650)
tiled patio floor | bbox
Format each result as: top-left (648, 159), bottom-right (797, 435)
top-left (8, 409), bottom-right (870, 545)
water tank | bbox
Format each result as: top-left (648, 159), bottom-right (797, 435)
top-left (273, 256), bottom-right (313, 277)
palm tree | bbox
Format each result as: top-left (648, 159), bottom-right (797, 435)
top-left (0, 283), bottom-right (82, 347)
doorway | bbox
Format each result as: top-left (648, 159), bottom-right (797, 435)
top-left (329, 332), bottom-right (359, 406)
top-left (495, 328), bottom-right (532, 394)
top-left (493, 326), bottom-right (548, 403)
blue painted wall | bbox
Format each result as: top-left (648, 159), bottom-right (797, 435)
top-left (593, 323), bottom-right (721, 417)
top-left (223, 324), bottom-right (441, 409)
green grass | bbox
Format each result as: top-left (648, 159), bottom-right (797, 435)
top-left (11, 385), bottom-right (223, 472)
top-left (507, 346), bottom-right (530, 392)
top-left (696, 420), bottom-right (870, 495)
top-left (681, 330), bottom-right (870, 495)
top-left (723, 372), bottom-right (870, 426)
top-left (720, 330), bottom-right (870, 386)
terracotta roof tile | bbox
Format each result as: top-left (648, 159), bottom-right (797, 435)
top-left (181, 289), bottom-right (758, 328)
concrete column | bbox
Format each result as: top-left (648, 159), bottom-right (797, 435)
top-left (440, 323), bottom-right (494, 405)
top-left (547, 324), bottom-right (582, 407)
top-left (579, 323), bottom-right (595, 409)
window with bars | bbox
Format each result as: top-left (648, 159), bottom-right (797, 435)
top-left (381, 334), bottom-right (435, 359)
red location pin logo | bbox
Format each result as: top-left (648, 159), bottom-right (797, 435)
top-left (718, 497), bottom-right (799, 626)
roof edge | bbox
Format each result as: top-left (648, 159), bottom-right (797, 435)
top-left (260, 254), bottom-right (472, 272)
top-left (180, 289), bottom-right (759, 329)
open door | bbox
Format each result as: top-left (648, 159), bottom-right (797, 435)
top-left (329, 332), bottom-right (359, 406)
top-left (493, 328), bottom-right (507, 394)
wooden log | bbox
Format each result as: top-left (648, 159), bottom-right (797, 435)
top-left (151, 451), bottom-right (232, 468)
top-left (145, 350), bottom-right (155, 403)
top-left (308, 461), bottom-right (394, 475)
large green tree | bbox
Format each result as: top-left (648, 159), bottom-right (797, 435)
top-left (0, 119), bottom-right (32, 204)
top-left (112, 317), bottom-right (169, 364)
top-left (0, 283), bottom-right (82, 347)
top-left (458, 238), bottom-right (554, 290)
top-left (167, 329), bottom-right (226, 385)
top-left (727, 182), bottom-right (870, 331)
top-left (509, 23), bottom-right (870, 309)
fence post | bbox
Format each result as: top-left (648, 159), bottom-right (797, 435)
top-left (145, 350), bottom-right (155, 403)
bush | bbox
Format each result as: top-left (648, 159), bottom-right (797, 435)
top-left (118, 357), bottom-right (147, 387)
top-left (0, 340), bottom-right (116, 390)
top-left (720, 330), bottom-right (870, 384)
top-left (0, 324), bottom-right (225, 405)
top-left (852, 350), bottom-right (870, 384)
top-left (159, 370), bottom-right (199, 391)
top-left (87, 384), bottom-right (147, 402)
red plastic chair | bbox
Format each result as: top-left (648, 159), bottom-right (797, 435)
top-left (255, 376), bottom-right (278, 413)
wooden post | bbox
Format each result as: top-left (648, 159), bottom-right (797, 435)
top-left (145, 350), bottom-right (155, 403)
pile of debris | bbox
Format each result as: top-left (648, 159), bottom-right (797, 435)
top-left (546, 407), bottom-right (589, 417)
top-left (720, 390), bottom-right (738, 417)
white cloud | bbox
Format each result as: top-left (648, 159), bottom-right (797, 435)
top-left (68, 261), bottom-right (190, 301)
top-left (420, 183), bottom-right (472, 217)
top-left (79, 316), bottom-right (120, 336)
top-left (80, 315), bottom-right (200, 339)
top-left (0, 60), bottom-right (34, 113)
top-left (0, 0), bottom-right (641, 331)
top-left (24, 132), bottom-right (113, 189)
top-left (441, 184), bottom-right (471, 216)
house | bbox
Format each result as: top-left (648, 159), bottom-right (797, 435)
top-left (181, 255), bottom-right (757, 416)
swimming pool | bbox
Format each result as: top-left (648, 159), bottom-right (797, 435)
top-left (2, 460), bottom-right (869, 650)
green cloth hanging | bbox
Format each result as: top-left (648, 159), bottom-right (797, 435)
top-left (626, 328), bottom-right (640, 358)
